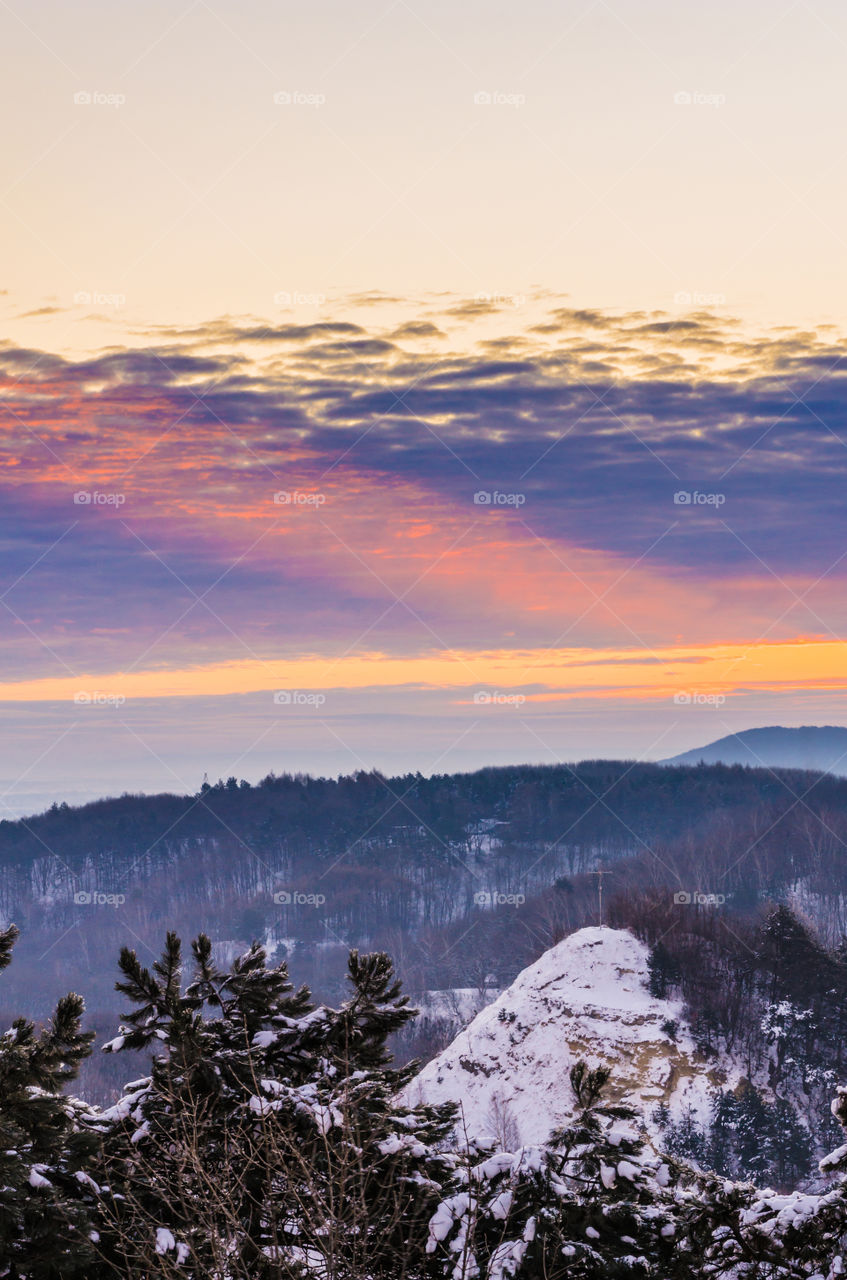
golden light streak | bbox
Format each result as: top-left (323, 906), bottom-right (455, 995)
top-left (1, 638), bottom-right (845, 703)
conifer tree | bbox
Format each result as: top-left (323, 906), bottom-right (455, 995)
top-left (733, 1080), bottom-right (773, 1183)
top-left (91, 933), bottom-right (456, 1278)
top-left (706, 1089), bottom-right (738, 1178)
top-left (769, 1097), bottom-right (813, 1189)
top-left (646, 942), bottom-right (681, 1000)
top-left (427, 1062), bottom-right (687, 1279)
top-left (755, 904), bottom-right (831, 1006)
top-left (663, 1104), bottom-right (708, 1167)
top-left (0, 924), bottom-right (98, 1279)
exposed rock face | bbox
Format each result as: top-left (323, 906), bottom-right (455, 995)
top-left (405, 926), bottom-right (718, 1145)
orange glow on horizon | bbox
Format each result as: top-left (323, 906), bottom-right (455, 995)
top-left (0, 637), bottom-right (845, 704)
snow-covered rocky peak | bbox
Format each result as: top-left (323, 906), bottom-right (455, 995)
top-left (405, 926), bottom-right (713, 1146)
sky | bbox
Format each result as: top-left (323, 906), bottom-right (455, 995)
top-left (3, 0), bottom-right (847, 813)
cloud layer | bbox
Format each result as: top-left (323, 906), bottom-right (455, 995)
top-left (3, 299), bottom-right (847, 691)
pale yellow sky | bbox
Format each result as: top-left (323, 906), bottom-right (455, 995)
top-left (3, 0), bottom-right (847, 345)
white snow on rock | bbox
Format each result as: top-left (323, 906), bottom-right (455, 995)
top-left (404, 926), bottom-right (718, 1145)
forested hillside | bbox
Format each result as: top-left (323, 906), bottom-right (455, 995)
top-left (6, 922), bottom-right (847, 1279)
top-left (4, 758), bottom-right (847, 1112)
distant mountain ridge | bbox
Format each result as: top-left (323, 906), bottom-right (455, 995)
top-left (662, 725), bottom-right (847, 774)
top-left (8, 755), bottom-right (847, 1105)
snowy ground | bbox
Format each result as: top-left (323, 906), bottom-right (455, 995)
top-left (404, 926), bottom-right (726, 1146)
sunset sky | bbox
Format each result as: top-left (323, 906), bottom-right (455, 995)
top-left (3, 0), bottom-right (847, 812)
